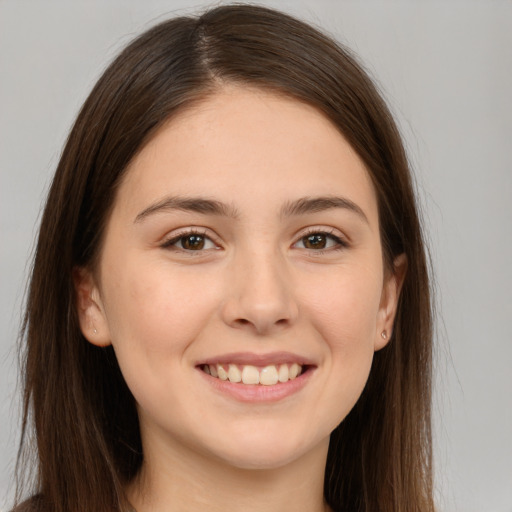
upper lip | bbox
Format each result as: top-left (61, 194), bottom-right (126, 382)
top-left (197, 351), bottom-right (316, 367)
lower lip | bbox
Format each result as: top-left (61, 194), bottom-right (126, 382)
top-left (197, 367), bottom-right (315, 403)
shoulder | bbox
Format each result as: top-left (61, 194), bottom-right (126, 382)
top-left (9, 495), bottom-right (44, 512)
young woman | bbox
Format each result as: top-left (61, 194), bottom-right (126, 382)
top-left (13, 4), bottom-right (434, 512)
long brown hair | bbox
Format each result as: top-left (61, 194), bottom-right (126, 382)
top-left (15, 4), bottom-right (434, 512)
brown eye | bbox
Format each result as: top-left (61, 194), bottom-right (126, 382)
top-left (180, 235), bottom-right (206, 250)
top-left (294, 231), bottom-right (346, 252)
top-left (302, 234), bottom-right (328, 249)
top-left (162, 231), bottom-right (217, 251)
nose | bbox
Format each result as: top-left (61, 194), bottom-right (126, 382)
top-left (221, 249), bottom-right (299, 336)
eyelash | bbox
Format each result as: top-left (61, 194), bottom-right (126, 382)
top-left (160, 229), bottom-right (218, 252)
top-left (160, 228), bottom-right (348, 254)
top-left (294, 228), bottom-right (349, 254)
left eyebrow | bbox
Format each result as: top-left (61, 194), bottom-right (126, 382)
top-left (280, 196), bottom-right (369, 224)
top-left (134, 196), bottom-right (240, 223)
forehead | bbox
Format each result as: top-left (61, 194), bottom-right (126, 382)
top-left (116, 86), bottom-right (378, 224)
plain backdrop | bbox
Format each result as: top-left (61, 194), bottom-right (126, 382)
top-left (1, 1), bottom-right (511, 511)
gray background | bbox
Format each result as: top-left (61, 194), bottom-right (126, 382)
top-left (1, 1), bottom-right (511, 511)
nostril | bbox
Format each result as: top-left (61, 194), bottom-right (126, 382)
top-left (235, 317), bottom-right (288, 328)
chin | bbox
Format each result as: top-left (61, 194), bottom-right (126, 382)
top-left (220, 451), bottom-right (302, 471)
top-left (208, 430), bottom-right (324, 471)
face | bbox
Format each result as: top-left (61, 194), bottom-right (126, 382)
top-left (77, 87), bottom-right (405, 472)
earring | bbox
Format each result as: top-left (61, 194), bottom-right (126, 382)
top-left (381, 330), bottom-right (387, 340)
top-left (93, 328), bottom-right (98, 334)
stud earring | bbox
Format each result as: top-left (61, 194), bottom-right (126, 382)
top-left (93, 328), bottom-right (97, 334)
top-left (381, 330), bottom-right (387, 340)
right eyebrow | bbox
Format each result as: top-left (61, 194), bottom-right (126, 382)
top-left (280, 195), bottom-right (369, 225)
top-left (134, 196), bottom-right (240, 223)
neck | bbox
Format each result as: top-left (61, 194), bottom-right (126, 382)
top-left (127, 432), bottom-right (331, 512)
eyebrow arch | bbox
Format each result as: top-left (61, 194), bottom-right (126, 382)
top-left (134, 196), bottom-right (240, 223)
top-left (280, 196), bottom-right (369, 224)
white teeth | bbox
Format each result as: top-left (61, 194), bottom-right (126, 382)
top-left (227, 364), bottom-right (241, 383)
top-left (241, 365), bottom-right (260, 385)
top-left (289, 363), bottom-right (301, 379)
top-left (205, 363), bottom-right (305, 385)
top-left (217, 365), bottom-right (228, 381)
top-left (278, 364), bottom-right (289, 383)
top-left (260, 365), bottom-right (279, 385)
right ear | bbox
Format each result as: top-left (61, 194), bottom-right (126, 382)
top-left (73, 267), bottom-right (112, 347)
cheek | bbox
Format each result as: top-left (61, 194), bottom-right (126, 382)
top-left (100, 261), bottom-right (224, 418)
top-left (300, 263), bottom-right (383, 419)
top-left (101, 259), bottom-right (221, 362)
top-left (304, 264), bottom-right (383, 351)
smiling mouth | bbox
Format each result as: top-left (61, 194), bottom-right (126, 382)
top-left (200, 363), bottom-right (306, 386)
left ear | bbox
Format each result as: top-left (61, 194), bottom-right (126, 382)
top-left (73, 266), bottom-right (112, 347)
top-left (375, 253), bottom-right (407, 351)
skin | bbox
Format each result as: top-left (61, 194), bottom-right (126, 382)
top-left (76, 86), bottom-right (406, 512)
